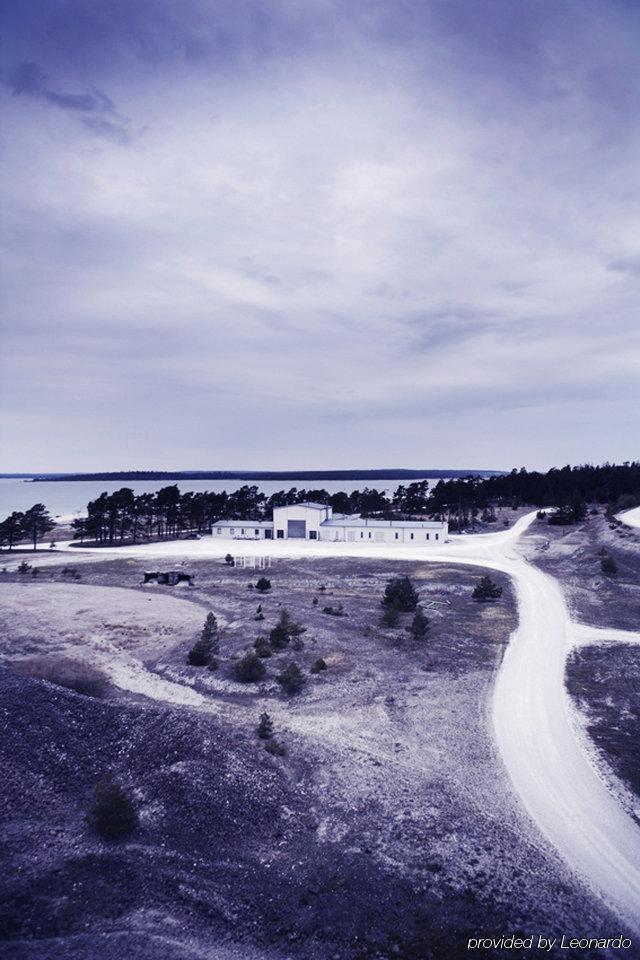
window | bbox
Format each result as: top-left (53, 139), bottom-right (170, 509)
top-left (360, 531), bottom-right (364, 538)
top-left (435, 533), bottom-right (439, 540)
top-left (309, 530), bottom-right (317, 539)
top-left (410, 532), bottom-right (414, 539)
top-left (254, 529), bottom-right (259, 536)
top-left (395, 532), bottom-right (399, 539)
top-left (368, 532), bottom-right (372, 538)
top-left (241, 528), bottom-right (245, 534)
top-left (230, 527), bottom-right (235, 534)
top-left (277, 529), bottom-right (284, 539)
top-left (217, 529), bottom-right (222, 535)
top-left (426, 533), bottom-right (429, 540)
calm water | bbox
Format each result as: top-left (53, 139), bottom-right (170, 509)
top-left (0, 477), bottom-right (448, 520)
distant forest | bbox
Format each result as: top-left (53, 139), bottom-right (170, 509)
top-left (70, 462), bottom-right (639, 544)
top-left (27, 468), bottom-right (498, 482)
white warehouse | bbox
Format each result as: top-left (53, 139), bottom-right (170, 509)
top-left (212, 502), bottom-right (448, 545)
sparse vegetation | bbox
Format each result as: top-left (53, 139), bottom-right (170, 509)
top-left (264, 738), bottom-right (286, 757)
top-left (256, 577), bottom-right (271, 593)
top-left (601, 555), bottom-right (618, 577)
top-left (322, 603), bottom-right (345, 617)
top-left (233, 651), bottom-right (267, 683)
top-left (472, 575), bottom-right (503, 601)
top-left (87, 778), bottom-right (138, 840)
top-left (14, 657), bottom-right (109, 698)
top-left (380, 607), bottom-right (400, 628)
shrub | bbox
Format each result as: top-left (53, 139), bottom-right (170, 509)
top-left (253, 638), bottom-right (273, 658)
top-left (601, 555), bottom-right (618, 577)
top-left (381, 576), bottom-right (419, 612)
top-left (322, 604), bottom-right (345, 617)
top-left (269, 609), bottom-right (306, 649)
top-left (257, 711), bottom-right (273, 739)
top-left (256, 577), bottom-right (271, 593)
top-left (264, 739), bottom-right (286, 757)
top-left (201, 612), bottom-right (219, 647)
top-left (380, 607), bottom-right (400, 628)
top-left (472, 576), bottom-right (503, 601)
top-left (224, 553), bottom-right (234, 566)
top-left (187, 636), bottom-right (214, 667)
top-left (18, 561), bottom-right (31, 574)
top-left (310, 657), bottom-right (327, 674)
top-left (207, 658), bottom-right (219, 671)
top-left (255, 604), bottom-right (265, 621)
top-left (276, 661), bottom-right (306, 695)
top-left (88, 778), bottom-right (138, 840)
top-left (312, 597), bottom-right (318, 606)
top-left (408, 607), bottom-right (430, 641)
top-left (234, 651), bottom-right (267, 683)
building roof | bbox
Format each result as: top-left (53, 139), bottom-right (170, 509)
top-left (276, 502), bottom-right (329, 511)
top-left (320, 518), bottom-right (445, 529)
top-left (212, 520), bottom-right (274, 528)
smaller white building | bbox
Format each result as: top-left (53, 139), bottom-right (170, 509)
top-left (212, 502), bottom-right (447, 545)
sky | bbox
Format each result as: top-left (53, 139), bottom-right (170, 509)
top-left (1, 0), bottom-right (639, 473)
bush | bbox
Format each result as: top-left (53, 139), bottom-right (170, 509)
top-left (380, 607), bottom-right (400, 628)
top-left (601, 555), bottom-right (618, 577)
top-left (408, 606), bottom-right (430, 641)
top-left (256, 577), bottom-right (271, 593)
top-left (253, 637), bottom-right (273, 658)
top-left (255, 604), bottom-right (265, 621)
top-left (224, 553), bottom-right (234, 566)
top-left (18, 561), bottom-right (31, 574)
top-left (264, 739), bottom-right (286, 757)
top-left (88, 778), bottom-right (138, 840)
top-left (472, 576), bottom-right (503, 601)
top-left (187, 637), bottom-right (213, 666)
top-left (14, 656), bottom-right (109, 698)
top-left (310, 657), bottom-right (327, 674)
top-left (276, 661), bottom-right (306, 695)
top-left (234, 651), bottom-right (267, 683)
top-left (269, 608), bottom-right (306, 649)
top-left (257, 711), bottom-right (273, 739)
top-left (207, 658), bottom-right (219, 671)
top-left (381, 576), bottom-right (419, 612)
top-left (322, 604), bottom-right (345, 617)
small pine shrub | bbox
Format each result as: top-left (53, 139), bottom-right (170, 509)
top-left (88, 778), bottom-right (138, 840)
top-left (207, 658), bottom-right (219, 671)
top-left (224, 554), bottom-right (235, 566)
top-left (276, 661), bottom-right (306, 695)
top-left (256, 577), bottom-right (272, 593)
top-left (408, 606), bottom-right (430, 641)
top-left (234, 651), bottom-right (267, 683)
top-left (264, 739), bottom-right (286, 757)
top-left (472, 576), bottom-right (503, 601)
top-left (322, 604), bottom-right (345, 617)
top-left (380, 607), bottom-right (400, 628)
top-left (312, 597), bottom-right (318, 606)
top-left (257, 711), bottom-right (273, 739)
top-left (310, 658), bottom-right (327, 674)
top-left (253, 638), bottom-right (273, 658)
top-left (18, 561), bottom-right (31, 574)
top-left (601, 555), bottom-right (618, 577)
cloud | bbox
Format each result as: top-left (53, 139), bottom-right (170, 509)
top-left (0, 0), bottom-right (639, 471)
top-left (607, 255), bottom-right (640, 278)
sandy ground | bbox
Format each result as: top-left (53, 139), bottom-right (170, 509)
top-left (28, 514), bottom-right (640, 936)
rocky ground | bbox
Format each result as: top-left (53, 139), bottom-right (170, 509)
top-left (0, 548), bottom-right (631, 959)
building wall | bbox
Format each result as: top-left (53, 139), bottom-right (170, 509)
top-left (319, 523), bottom-right (447, 544)
top-left (272, 504), bottom-right (331, 540)
top-left (213, 525), bottom-right (272, 540)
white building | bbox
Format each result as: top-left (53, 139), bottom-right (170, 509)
top-left (212, 502), bottom-right (447, 545)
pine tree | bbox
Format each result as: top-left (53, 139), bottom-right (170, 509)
top-left (472, 575), bottom-right (503, 601)
top-left (201, 612), bottom-right (219, 654)
top-left (381, 576), bottom-right (419, 612)
top-left (256, 577), bottom-right (271, 593)
top-left (269, 608), bottom-right (305, 649)
top-left (234, 651), bottom-right (267, 682)
top-left (257, 712), bottom-right (274, 739)
top-left (276, 661), bottom-right (306, 695)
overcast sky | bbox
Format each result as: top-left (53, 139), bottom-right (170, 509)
top-left (1, 0), bottom-right (639, 473)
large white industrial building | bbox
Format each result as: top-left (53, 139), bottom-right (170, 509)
top-left (212, 502), bottom-right (447, 545)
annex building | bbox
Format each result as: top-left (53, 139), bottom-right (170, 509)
top-left (212, 502), bottom-right (448, 545)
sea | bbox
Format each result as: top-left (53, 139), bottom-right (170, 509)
top-left (0, 476), bottom-right (450, 522)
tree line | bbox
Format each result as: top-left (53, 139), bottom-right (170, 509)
top-left (1, 462), bottom-right (638, 548)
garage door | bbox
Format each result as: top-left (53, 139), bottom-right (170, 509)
top-left (287, 520), bottom-right (306, 538)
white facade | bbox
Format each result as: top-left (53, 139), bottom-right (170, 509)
top-left (212, 502), bottom-right (448, 545)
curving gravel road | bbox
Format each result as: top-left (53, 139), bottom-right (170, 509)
top-left (20, 513), bottom-right (640, 934)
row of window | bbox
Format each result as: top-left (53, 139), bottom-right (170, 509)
top-left (217, 527), bottom-right (439, 540)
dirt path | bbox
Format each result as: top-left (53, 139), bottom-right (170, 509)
top-left (19, 516), bottom-right (640, 934)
